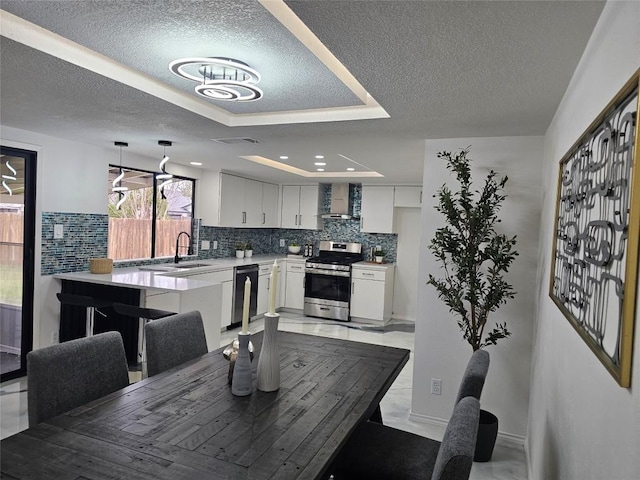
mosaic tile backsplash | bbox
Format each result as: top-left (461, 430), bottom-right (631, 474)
top-left (41, 212), bottom-right (109, 275)
top-left (41, 196), bottom-right (397, 274)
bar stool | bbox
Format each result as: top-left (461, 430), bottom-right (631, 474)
top-left (113, 303), bottom-right (175, 377)
top-left (56, 293), bottom-right (112, 338)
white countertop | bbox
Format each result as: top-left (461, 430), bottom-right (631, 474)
top-left (54, 254), bottom-right (289, 292)
top-left (353, 261), bottom-right (396, 270)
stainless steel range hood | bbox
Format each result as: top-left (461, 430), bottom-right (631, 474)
top-left (321, 183), bottom-right (352, 219)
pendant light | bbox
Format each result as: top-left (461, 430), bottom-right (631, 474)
top-left (1, 159), bottom-right (17, 196)
top-left (112, 141), bottom-right (128, 209)
top-left (157, 140), bottom-right (173, 199)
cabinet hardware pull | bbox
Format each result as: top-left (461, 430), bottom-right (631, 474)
top-left (352, 282), bottom-right (354, 294)
top-left (242, 211), bottom-right (247, 224)
top-left (295, 214), bottom-right (298, 225)
top-left (363, 273), bottom-right (375, 276)
top-left (299, 214), bottom-right (302, 225)
top-left (420, 190), bottom-right (423, 204)
top-left (263, 213), bottom-right (266, 224)
top-left (267, 278), bottom-right (270, 290)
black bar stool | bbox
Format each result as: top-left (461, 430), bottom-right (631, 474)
top-left (56, 293), bottom-right (112, 338)
top-left (113, 303), bottom-right (175, 377)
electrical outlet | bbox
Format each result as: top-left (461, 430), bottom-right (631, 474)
top-left (51, 331), bottom-right (59, 343)
top-left (280, 239), bottom-right (285, 247)
top-left (54, 224), bottom-right (64, 239)
top-left (431, 378), bottom-right (442, 395)
top-left (201, 240), bottom-right (210, 250)
top-left (213, 240), bottom-right (218, 250)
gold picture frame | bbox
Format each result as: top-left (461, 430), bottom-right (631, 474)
top-left (549, 70), bottom-right (640, 387)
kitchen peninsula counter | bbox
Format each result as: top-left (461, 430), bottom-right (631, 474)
top-left (53, 255), bottom-right (288, 354)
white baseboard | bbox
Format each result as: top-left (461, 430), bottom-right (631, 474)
top-left (390, 314), bottom-right (415, 322)
top-left (408, 410), bottom-right (527, 447)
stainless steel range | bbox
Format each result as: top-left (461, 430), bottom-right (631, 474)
top-left (304, 241), bottom-right (363, 321)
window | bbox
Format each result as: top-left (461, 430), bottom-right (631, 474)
top-left (108, 166), bottom-right (195, 261)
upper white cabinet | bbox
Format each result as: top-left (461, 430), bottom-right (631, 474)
top-left (281, 185), bottom-right (320, 230)
top-left (219, 173), bottom-right (279, 228)
top-left (360, 185), bottom-right (395, 233)
top-left (394, 186), bottom-right (422, 207)
top-left (262, 182), bottom-right (279, 227)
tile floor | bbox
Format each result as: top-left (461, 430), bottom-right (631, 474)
top-left (0, 313), bottom-right (528, 479)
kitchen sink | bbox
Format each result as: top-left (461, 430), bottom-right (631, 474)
top-left (138, 262), bottom-right (214, 272)
top-left (172, 263), bottom-right (212, 269)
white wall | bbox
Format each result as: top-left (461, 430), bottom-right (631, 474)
top-left (528, 2), bottom-right (640, 479)
top-left (0, 125), bottom-right (206, 350)
top-left (412, 136), bottom-right (543, 439)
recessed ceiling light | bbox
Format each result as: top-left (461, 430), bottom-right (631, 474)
top-left (190, 162), bottom-right (203, 166)
top-left (316, 168), bottom-right (325, 172)
top-left (314, 162), bottom-right (326, 166)
top-left (315, 155), bottom-right (324, 159)
top-left (280, 155), bottom-right (288, 160)
top-left (346, 167), bottom-right (355, 171)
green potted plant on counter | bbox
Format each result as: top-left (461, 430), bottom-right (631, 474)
top-left (235, 243), bottom-right (245, 259)
top-left (374, 249), bottom-right (385, 263)
top-left (427, 147), bottom-right (519, 462)
top-left (245, 242), bottom-right (253, 258)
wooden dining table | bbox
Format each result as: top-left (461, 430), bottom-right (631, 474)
top-left (1, 331), bottom-right (410, 480)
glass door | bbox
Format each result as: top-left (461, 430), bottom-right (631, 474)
top-left (0, 146), bottom-right (36, 381)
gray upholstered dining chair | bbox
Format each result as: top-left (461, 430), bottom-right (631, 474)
top-left (455, 349), bottom-right (490, 404)
top-left (144, 310), bottom-right (208, 377)
top-left (330, 396), bottom-right (481, 480)
top-left (329, 350), bottom-right (490, 480)
top-left (27, 331), bottom-right (130, 427)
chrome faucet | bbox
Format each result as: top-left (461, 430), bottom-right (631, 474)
top-left (174, 231), bottom-right (192, 264)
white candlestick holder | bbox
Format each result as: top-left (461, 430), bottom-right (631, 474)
top-left (257, 313), bottom-right (280, 392)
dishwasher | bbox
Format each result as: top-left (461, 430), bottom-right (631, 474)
top-left (230, 264), bottom-right (259, 330)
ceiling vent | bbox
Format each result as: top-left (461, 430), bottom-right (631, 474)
top-left (211, 137), bottom-right (262, 144)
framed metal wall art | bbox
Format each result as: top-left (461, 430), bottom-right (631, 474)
top-left (550, 71), bottom-right (640, 387)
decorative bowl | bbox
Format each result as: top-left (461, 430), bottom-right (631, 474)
top-left (288, 245), bottom-right (301, 254)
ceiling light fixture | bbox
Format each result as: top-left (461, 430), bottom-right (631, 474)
top-left (316, 168), bottom-right (325, 172)
top-left (315, 155), bottom-right (324, 159)
top-left (279, 156), bottom-right (289, 160)
top-left (190, 162), bottom-right (203, 166)
top-left (347, 167), bottom-right (355, 171)
top-left (157, 140), bottom-right (173, 199)
top-left (112, 141), bottom-right (129, 209)
top-left (2, 159), bottom-right (17, 196)
top-left (314, 162), bottom-right (326, 166)
top-left (169, 57), bottom-right (262, 102)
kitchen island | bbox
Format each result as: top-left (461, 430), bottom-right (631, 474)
top-left (53, 255), bottom-right (287, 357)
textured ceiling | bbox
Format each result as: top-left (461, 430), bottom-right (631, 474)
top-left (0, 1), bottom-right (606, 183)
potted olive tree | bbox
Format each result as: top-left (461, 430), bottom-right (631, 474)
top-left (427, 147), bottom-right (518, 462)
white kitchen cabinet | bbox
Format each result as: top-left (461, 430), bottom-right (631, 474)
top-left (144, 283), bottom-right (223, 350)
top-left (350, 264), bottom-right (395, 324)
top-left (219, 173), bottom-right (278, 228)
top-left (284, 260), bottom-right (305, 309)
top-left (219, 174), bottom-right (246, 227)
top-left (394, 186), bottom-right (422, 207)
top-left (281, 185), bottom-right (320, 230)
top-left (188, 269), bottom-right (234, 329)
top-left (261, 182), bottom-right (279, 227)
top-left (244, 178), bottom-right (263, 227)
top-left (360, 185), bottom-right (395, 233)
top-left (257, 262), bottom-right (283, 314)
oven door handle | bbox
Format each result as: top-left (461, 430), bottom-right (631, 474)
top-left (305, 268), bottom-right (351, 277)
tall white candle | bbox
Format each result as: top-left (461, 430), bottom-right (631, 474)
top-left (268, 260), bottom-right (279, 315)
top-left (242, 276), bottom-right (251, 333)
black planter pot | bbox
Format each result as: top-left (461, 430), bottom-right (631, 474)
top-left (474, 409), bottom-right (498, 462)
